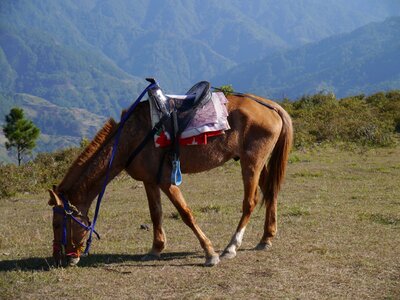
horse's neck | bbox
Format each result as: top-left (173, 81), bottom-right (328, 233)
top-left (70, 146), bottom-right (123, 212)
top-left (58, 120), bottom-right (124, 211)
top-left (59, 103), bottom-right (149, 211)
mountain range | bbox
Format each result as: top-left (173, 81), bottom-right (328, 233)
top-left (1, 0), bottom-right (400, 162)
top-left (214, 16), bottom-right (400, 99)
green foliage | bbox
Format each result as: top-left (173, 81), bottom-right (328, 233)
top-left (0, 27), bottom-right (141, 119)
top-left (80, 137), bottom-right (90, 148)
top-left (1, 90), bottom-right (399, 198)
top-left (216, 85), bottom-right (234, 96)
top-left (282, 206), bottom-right (310, 217)
top-left (0, 147), bottom-right (79, 198)
top-left (282, 91), bottom-right (400, 148)
top-left (3, 107), bottom-right (40, 165)
top-left (359, 212), bottom-right (400, 226)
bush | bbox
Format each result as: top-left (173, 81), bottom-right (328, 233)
top-left (282, 91), bottom-right (399, 148)
top-left (0, 147), bottom-right (79, 198)
top-left (0, 163), bottom-right (20, 198)
top-left (216, 85), bottom-right (234, 96)
top-left (1, 90), bottom-right (399, 198)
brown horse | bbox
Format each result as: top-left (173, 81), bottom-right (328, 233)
top-left (47, 92), bottom-right (292, 267)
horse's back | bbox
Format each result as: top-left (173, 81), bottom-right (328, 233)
top-left (227, 94), bottom-right (283, 135)
top-left (179, 94), bottom-right (284, 173)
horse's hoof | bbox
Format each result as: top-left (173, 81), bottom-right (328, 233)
top-left (204, 255), bottom-right (220, 267)
top-left (68, 256), bottom-right (80, 266)
top-left (141, 253), bottom-right (160, 261)
top-left (220, 249), bottom-right (237, 259)
top-left (255, 241), bottom-right (272, 251)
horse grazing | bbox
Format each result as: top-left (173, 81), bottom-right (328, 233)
top-left (47, 90), bottom-right (292, 267)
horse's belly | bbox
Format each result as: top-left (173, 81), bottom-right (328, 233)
top-left (179, 133), bottom-right (237, 174)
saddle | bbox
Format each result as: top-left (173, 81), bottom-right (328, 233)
top-left (146, 78), bottom-right (212, 132)
top-left (145, 78), bottom-right (213, 185)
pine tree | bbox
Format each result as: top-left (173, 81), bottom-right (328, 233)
top-left (3, 107), bottom-right (40, 166)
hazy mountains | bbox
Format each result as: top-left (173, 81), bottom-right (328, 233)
top-left (1, 0), bottom-right (400, 162)
top-left (2, 0), bottom-right (399, 92)
top-left (214, 16), bottom-right (400, 99)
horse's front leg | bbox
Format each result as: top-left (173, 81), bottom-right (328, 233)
top-left (160, 183), bottom-right (220, 267)
top-left (142, 182), bottom-right (167, 260)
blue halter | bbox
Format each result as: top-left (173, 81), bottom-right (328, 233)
top-left (53, 195), bottom-right (100, 255)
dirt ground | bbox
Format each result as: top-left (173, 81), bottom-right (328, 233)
top-left (1, 147), bottom-right (399, 299)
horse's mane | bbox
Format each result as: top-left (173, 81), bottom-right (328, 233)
top-left (58, 118), bottom-right (118, 191)
top-left (76, 118), bottom-right (118, 165)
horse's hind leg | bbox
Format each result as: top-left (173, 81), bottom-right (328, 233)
top-left (142, 182), bottom-right (167, 260)
top-left (256, 165), bottom-right (277, 250)
top-left (221, 160), bottom-right (262, 259)
top-left (160, 183), bottom-right (220, 267)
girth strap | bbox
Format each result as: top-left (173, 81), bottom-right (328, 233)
top-left (125, 114), bottom-right (169, 168)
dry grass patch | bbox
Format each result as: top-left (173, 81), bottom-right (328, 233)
top-left (1, 147), bottom-right (400, 299)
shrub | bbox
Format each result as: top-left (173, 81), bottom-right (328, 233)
top-left (216, 85), bottom-right (234, 96)
top-left (283, 91), bottom-right (398, 148)
top-left (1, 90), bottom-right (399, 198)
top-left (0, 147), bottom-right (79, 198)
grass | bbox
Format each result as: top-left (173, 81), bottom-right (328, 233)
top-left (1, 147), bottom-right (400, 299)
top-left (359, 213), bottom-right (400, 226)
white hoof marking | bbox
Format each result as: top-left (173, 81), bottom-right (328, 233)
top-left (221, 227), bottom-right (246, 259)
top-left (205, 255), bottom-right (220, 267)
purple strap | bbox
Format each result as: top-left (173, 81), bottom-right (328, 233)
top-left (83, 81), bottom-right (157, 255)
top-left (53, 198), bottom-right (101, 252)
top-left (53, 81), bottom-right (157, 256)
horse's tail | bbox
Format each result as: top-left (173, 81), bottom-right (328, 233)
top-left (261, 105), bottom-right (293, 206)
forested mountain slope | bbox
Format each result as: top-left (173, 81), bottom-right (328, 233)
top-left (214, 17), bottom-right (400, 99)
top-left (0, 0), bottom-right (399, 161)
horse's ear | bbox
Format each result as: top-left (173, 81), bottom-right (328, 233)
top-left (48, 189), bottom-right (63, 206)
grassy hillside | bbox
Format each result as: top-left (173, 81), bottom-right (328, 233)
top-left (11, 93), bottom-right (107, 137)
top-left (1, 89), bottom-right (399, 164)
top-left (282, 90), bottom-right (400, 148)
top-left (1, 89), bottom-right (399, 195)
top-left (0, 93), bottom-right (106, 162)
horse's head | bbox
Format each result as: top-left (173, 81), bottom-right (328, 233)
top-left (48, 186), bottom-right (90, 267)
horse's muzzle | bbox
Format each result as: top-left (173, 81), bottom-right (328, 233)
top-left (53, 252), bottom-right (80, 267)
top-left (53, 244), bottom-right (81, 267)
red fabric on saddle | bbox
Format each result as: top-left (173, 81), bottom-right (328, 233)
top-left (155, 130), bottom-right (224, 147)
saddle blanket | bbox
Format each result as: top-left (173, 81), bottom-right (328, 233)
top-left (148, 92), bottom-right (230, 147)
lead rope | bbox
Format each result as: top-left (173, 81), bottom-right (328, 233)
top-left (82, 81), bottom-right (157, 256)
